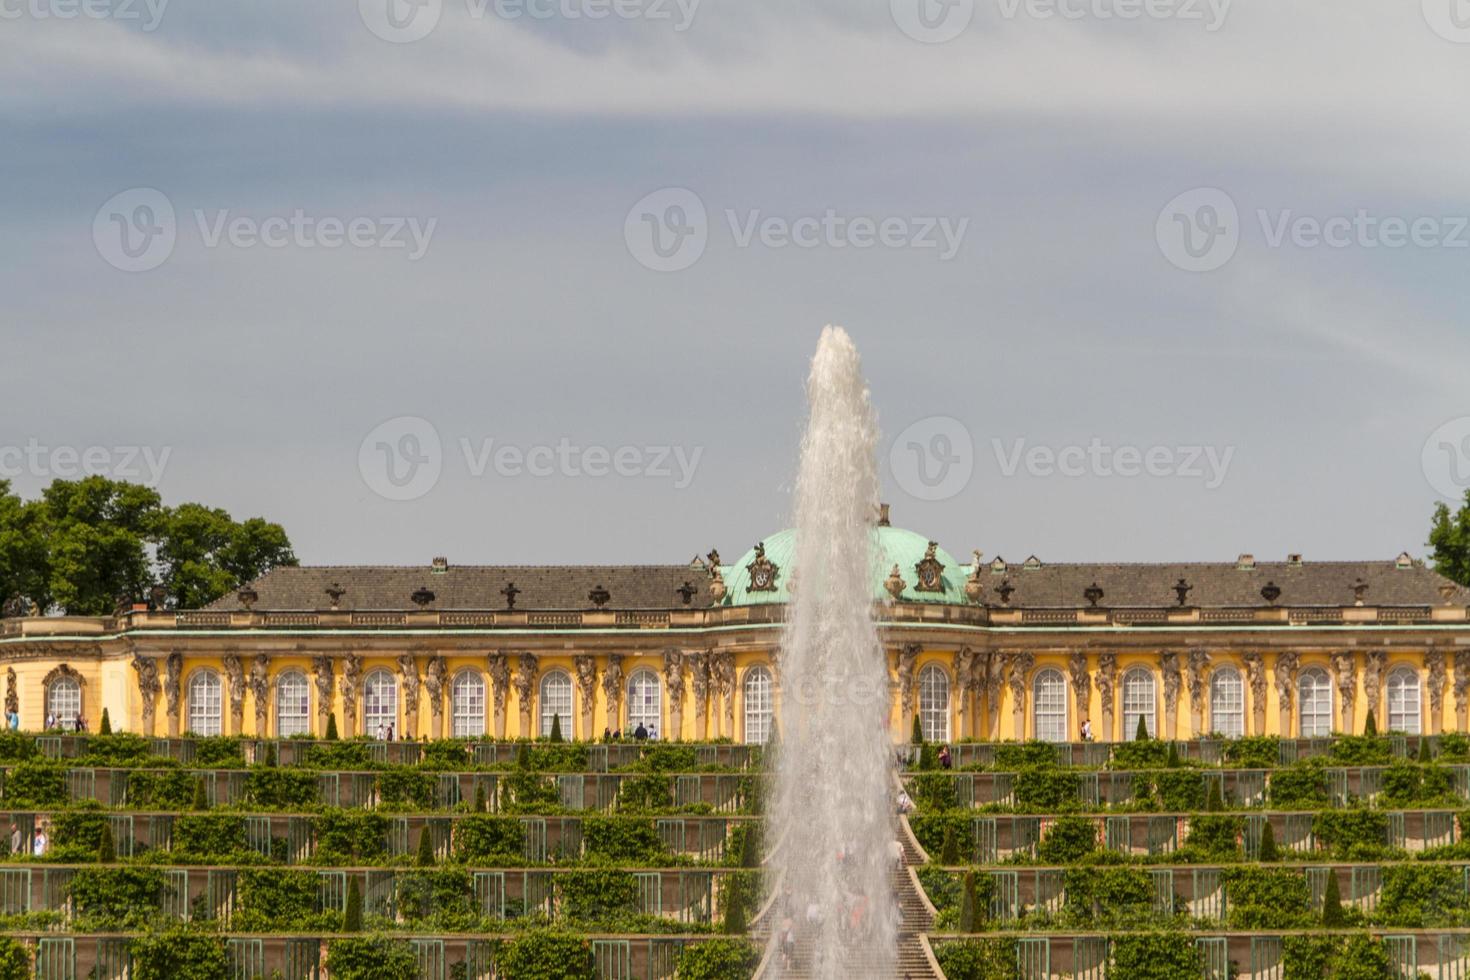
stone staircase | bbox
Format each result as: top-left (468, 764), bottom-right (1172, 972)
top-left (752, 823), bottom-right (941, 979)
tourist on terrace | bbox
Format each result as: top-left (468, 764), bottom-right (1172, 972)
top-left (938, 745), bottom-right (952, 769)
top-left (895, 789), bottom-right (914, 814)
top-left (1081, 718), bottom-right (1093, 741)
top-left (44, 712), bottom-right (55, 731)
top-left (633, 723), bottom-right (648, 741)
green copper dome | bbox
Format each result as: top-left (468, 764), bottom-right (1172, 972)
top-left (718, 524), bottom-right (970, 606)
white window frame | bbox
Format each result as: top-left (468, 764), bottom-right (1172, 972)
top-left (1032, 668), bottom-right (1068, 743)
top-left (539, 670), bottom-right (572, 738)
top-left (275, 670), bottom-right (311, 737)
top-left (47, 677), bottom-right (81, 732)
top-left (918, 664), bottom-right (950, 743)
top-left (1386, 666), bottom-right (1422, 735)
top-left (188, 670), bottom-right (223, 736)
top-left (363, 669), bottom-right (398, 737)
top-left (627, 669), bottom-right (661, 736)
top-left (451, 670), bottom-right (486, 738)
top-left (1210, 666), bottom-right (1245, 739)
top-left (1298, 667), bottom-right (1333, 737)
top-left (743, 666), bottom-right (773, 745)
top-left (1121, 667), bottom-right (1156, 739)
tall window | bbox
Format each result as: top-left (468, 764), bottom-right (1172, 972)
top-left (1387, 666), bottom-right (1422, 735)
top-left (188, 670), bottom-right (223, 736)
top-left (363, 669), bottom-right (398, 737)
top-left (1122, 667), bottom-right (1156, 738)
top-left (1210, 667), bottom-right (1244, 739)
top-left (1298, 667), bottom-right (1332, 737)
top-left (743, 666), bottom-right (773, 744)
top-left (1033, 668), bottom-right (1068, 742)
top-left (918, 664), bottom-right (950, 743)
top-left (451, 670), bottom-right (486, 738)
top-left (47, 677), bottom-right (81, 731)
top-left (275, 671), bottom-right (311, 737)
top-left (627, 669), bottom-right (661, 735)
top-left (539, 670), bottom-right (572, 738)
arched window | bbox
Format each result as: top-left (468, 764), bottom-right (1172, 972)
top-left (627, 669), bottom-right (661, 736)
top-left (275, 670), bottom-right (311, 737)
top-left (46, 676), bottom-right (81, 731)
top-left (1210, 667), bottom-right (1244, 739)
top-left (451, 670), bottom-right (486, 738)
top-left (539, 670), bottom-right (572, 738)
top-left (1298, 667), bottom-right (1332, 737)
top-left (188, 670), bottom-right (223, 736)
top-left (918, 664), bottom-right (950, 743)
top-left (1387, 666), bottom-right (1422, 735)
top-left (363, 669), bottom-right (398, 737)
top-left (743, 666), bottom-right (773, 745)
top-left (1033, 668), bottom-right (1068, 742)
top-left (1122, 667), bottom-right (1156, 739)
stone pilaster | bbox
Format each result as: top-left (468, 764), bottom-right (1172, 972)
top-left (223, 653), bottom-right (246, 736)
top-left (132, 655), bottom-right (161, 736)
top-left (164, 651), bottom-right (183, 737)
top-left (1427, 648), bottom-right (1447, 735)
top-left (713, 652), bottom-right (736, 739)
top-left (1454, 651), bottom-right (1470, 732)
top-left (312, 655), bottom-right (334, 735)
top-left (424, 655), bottom-right (447, 740)
top-left (954, 647), bottom-right (977, 740)
top-left (1068, 651), bottom-right (1091, 738)
top-left (1242, 653), bottom-right (1266, 736)
top-left (249, 655), bottom-right (270, 737)
top-left (341, 654), bottom-right (362, 735)
top-left (397, 654), bottom-right (421, 740)
top-left (486, 653), bottom-right (510, 739)
top-left (602, 654), bottom-right (626, 732)
top-left (514, 653), bottom-right (538, 737)
top-left (897, 644), bottom-right (920, 736)
top-left (1096, 653), bottom-right (1117, 742)
top-left (1331, 651), bottom-right (1357, 734)
top-left (1185, 649), bottom-right (1209, 738)
top-left (663, 650), bottom-right (686, 741)
top-left (1007, 651), bottom-right (1034, 740)
top-left (1160, 651), bottom-right (1181, 740)
top-left (1363, 651), bottom-right (1387, 730)
top-left (1274, 651), bottom-right (1299, 737)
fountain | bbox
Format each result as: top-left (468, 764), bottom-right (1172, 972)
top-left (768, 326), bottom-right (898, 978)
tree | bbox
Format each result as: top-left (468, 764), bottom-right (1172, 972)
top-left (263, 741), bottom-right (278, 767)
top-left (1205, 779), bottom-right (1224, 812)
top-left (153, 503), bottom-right (295, 610)
top-left (940, 824), bottom-right (960, 864)
top-left (1363, 709), bottom-right (1377, 737)
top-left (1136, 714), bottom-right (1150, 741)
top-left (1165, 741), bottom-right (1180, 767)
top-left (473, 781), bottom-right (488, 813)
top-left (1257, 820), bottom-right (1278, 862)
top-left (98, 822), bottom-right (115, 862)
top-left (343, 879), bottom-right (363, 932)
top-left (191, 777), bottom-right (209, 811)
top-left (738, 825), bottom-right (760, 868)
top-left (1419, 737), bottom-right (1432, 762)
top-left (722, 878), bottom-right (747, 935)
top-left (416, 828), bottom-right (436, 867)
top-left (549, 713), bottom-right (563, 743)
top-left (912, 714), bottom-right (924, 745)
top-left (0, 937), bottom-right (29, 980)
top-left (325, 714), bottom-right (339, 740)
top-left (1321, 869), bottom-right (1344, 926)
top-left (0, 480), bottom-right (49, 613)
top-left (959, 870), bottom-right (977, 932)
top-left (99, 708), bottom-right (112, 735)
top-left (1429, 490), bottom-right (1470, 587)
top-left (39, 477), bottom-right (161, 615)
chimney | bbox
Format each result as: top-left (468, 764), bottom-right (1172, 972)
top-left (877, 503), bottom-right (891, 527)
top-left (431, 557), bottom-right (449, 574)
top-left (1236, 554), bottom-right (1256, 570)
top-left (1287, 554), bottom-right (1303, 567)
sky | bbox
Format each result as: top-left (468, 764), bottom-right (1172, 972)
top-left (2, 0), bottom-right (1469, 569)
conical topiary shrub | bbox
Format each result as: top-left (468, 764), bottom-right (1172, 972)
top-left (1363, 709), bottom-right (1377, 737)
top-left (1205, 780), bottom-right (1224, 813)
top-left (549, 714), bottom-right (563, 743)
top-left (416, 829), bottom-right (436, 867)
top-left (97, 823), bottom-right (115, 863)
top-left (919, 743), bottom-right (938, 771)
top-left (473, 782), bottom-right (487, 813)
top-left (1165, 741), bottom-right (1180, 768)
top-left (1257, 820), bottom-right (1278, 862)
top-left (912, 714), bottom-right (924, 745)
top-left (343, 879), bottom-right (363, 932)
top-left (98, 709), bottom-right (112, 736)
top-left (1321, 869), bottom-right (1344, 926)
top-left (1419, 737), bottom-right (1432, 763)
top-left (739, 826), bottom-right (760, 868)
top-left (940, 824), bottom-right (960, 864)
top-left (325, 714), bottom-right (339, 740)
top-left (1136, 715), bottom-right (1150, 741)
top-left (192, 777), bottom-right (209, 811)
top-left (959, 870), bottom-right (977, 932)
top-left (723, 879), bottom-right (747, 935)
top-left (263, 741), bottom-right (278, 767)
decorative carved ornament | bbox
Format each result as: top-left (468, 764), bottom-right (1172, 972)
top-left (5, 667), bottom-right (17, 715)
top-left (1275, 651), bottom-right (1300, 712)
top-left (1185, 649), bottom-right (1210, 703)
top-left (1083, 583), bottom-right (1105, 608)
top-left (663, 650), bottom-right (686, 701)
top-left (1456, 651), bottom-right (1470, 713)
top-left (486, 653), bottom-right (510, 712)
top-left (897, 644), bottom-right (920, 715)
top-left (42, 663), bottom-right (86, 693)
top-left (1068, 651), bottom-right (1091, 709)
top-left (746, 542), bottom-right (780, 592)
top-left (1242, 652), bottom-right (1266, 701)
top-left (164, 652), bottom-right (183, 715)
top-left (574, 655), bottom-right (598, 703)
top-left (1160, 651), bottom-right (1181, 710)
top-left (953, 647), bottom-right (976, 715)
top-left (913, 541), bottom-right (945, 593)
top-left (1426, 649), bottom-right (1447, 712)
top-left (1006, 651), bottom-right (1035, 701)
top-left (588, 585), bottom-right (611, 608)
top-left (964, 551), bottom-right (984, 604)
top-left (884, 566), bottom-right (907, 601)
top-left (424, 655), bottom-right (448, 717)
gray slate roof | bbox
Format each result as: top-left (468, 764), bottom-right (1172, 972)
top-left (207, 558), bottom-right (1470, 612)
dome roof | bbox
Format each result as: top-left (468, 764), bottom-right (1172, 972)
top-left (718, 524), bottom-right (970, 607)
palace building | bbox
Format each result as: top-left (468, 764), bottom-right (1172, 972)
top-left (3, 509), bottom-right (1468, 745)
